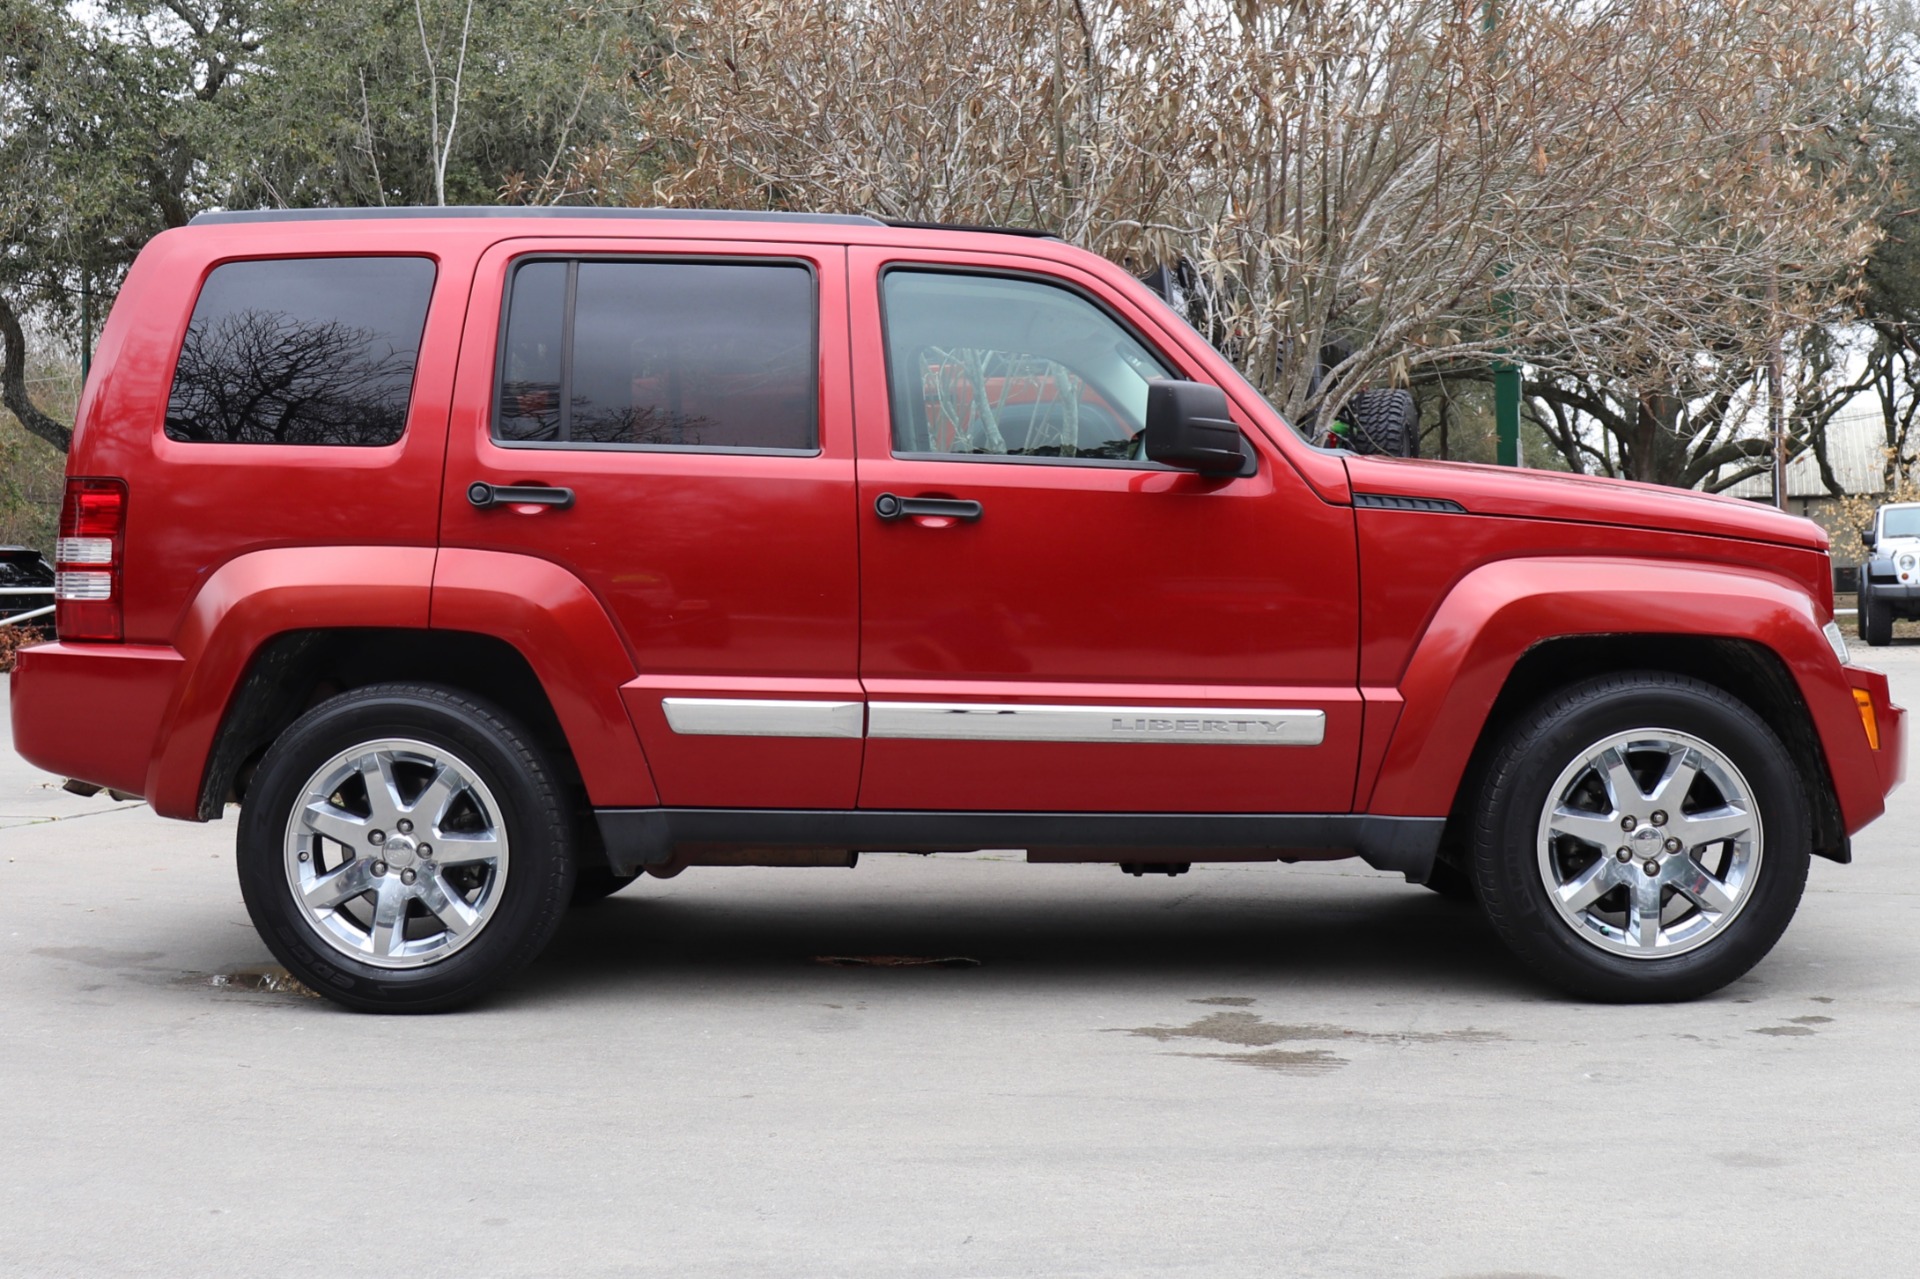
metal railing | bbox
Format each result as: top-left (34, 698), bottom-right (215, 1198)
top-left (0, 586), bottom-right (54, 626)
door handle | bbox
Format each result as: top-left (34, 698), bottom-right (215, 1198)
top-left (468, 481), bottom-right (575, 510)
top-left (874, 493), bottom-right (982, 521)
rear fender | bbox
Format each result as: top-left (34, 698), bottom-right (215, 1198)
top-left (148, 546), bottom-right (436, 818)
top-left (430, 548), bottom-right (657, 807)
top-left (1363, 557), bottom-right (1880, 831)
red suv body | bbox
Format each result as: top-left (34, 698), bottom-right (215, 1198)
top-left (11, 209), bottom-right (1904, 1010)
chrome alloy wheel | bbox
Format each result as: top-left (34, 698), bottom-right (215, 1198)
top-left (1535, 729), bottom-right (1761, 960)
top-left (282, 738), bottom-right (511, 969)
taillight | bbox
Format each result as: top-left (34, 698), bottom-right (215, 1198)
top-left (55, 477), bottom-right (126, 641)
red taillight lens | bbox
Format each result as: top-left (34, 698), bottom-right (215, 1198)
top-left (55, 477), bottom-right (126, 641)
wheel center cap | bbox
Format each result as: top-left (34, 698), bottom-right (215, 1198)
top-left (1632, 825), bottom-right (1666, 850)
top-left (383, 834), bottom-right (419, 869)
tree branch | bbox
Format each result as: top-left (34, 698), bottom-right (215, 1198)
top-left (0, 290), bottom-right (73, 454)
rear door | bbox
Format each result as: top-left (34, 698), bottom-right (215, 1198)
top-left (441, 238), bottom-right (861, 807)
top-left (849, 247), bottom-right (1362, 814)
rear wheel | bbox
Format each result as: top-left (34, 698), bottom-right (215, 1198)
top-left (237, 684), bottom-right (575, 1013)
top-left (1468, 673), bottom-right (1809, 1001)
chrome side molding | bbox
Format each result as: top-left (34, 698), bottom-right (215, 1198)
top-left (866, 702), bottom-right (1326, 745)
top-left (662, 698), bottom-right (864, 739)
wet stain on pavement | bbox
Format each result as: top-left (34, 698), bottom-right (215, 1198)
top-left (1787, 1015), bottom-right (1834, 1025)
top-left (182, 964), bottom-right (323, 999)
top-left (1751, 1024), bottom-right (1817, 1037)
top-left (32, 946), bottom-right (163, 969)
top-left (1114, 1010), bottom-right (1504, 1074)
top-left (1190, 996), bottom-right (1257, 1007)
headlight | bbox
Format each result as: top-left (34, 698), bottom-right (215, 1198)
top-left (1824, 619), bottom-right (1851, 665)
top-left (1902, 553), bottom-right (1918, 572)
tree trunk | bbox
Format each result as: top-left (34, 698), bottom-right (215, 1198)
top-left (0, 291), bottom-right (72, 454)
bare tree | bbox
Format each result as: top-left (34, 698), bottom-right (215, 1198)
top-left (597, 0), bottom-right (1882, 450)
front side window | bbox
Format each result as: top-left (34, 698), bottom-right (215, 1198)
top-left (164, 256), bottom-right (435, 446)
top-left (496, 259), bottom-right (817, 452)
top-left (881, 270), bottom-right (1173, 462)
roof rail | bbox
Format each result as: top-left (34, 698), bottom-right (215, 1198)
top-left (189, 206), bottom-right (887, 227)
top-left (882, 219), bottom-right (1060, 239)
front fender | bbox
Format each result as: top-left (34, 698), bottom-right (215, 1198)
top-left (1362, 557), bottom-right (1882, 831)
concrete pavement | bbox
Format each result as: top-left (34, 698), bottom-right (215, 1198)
top-left (2, 654), bottom-right (1918, 1278)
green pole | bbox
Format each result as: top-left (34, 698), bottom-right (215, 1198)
top-left (1486, 0), bottom-right (1520, 466)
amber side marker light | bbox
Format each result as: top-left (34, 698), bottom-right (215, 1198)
top-left (1854, 688), bottom-right (1881, 751)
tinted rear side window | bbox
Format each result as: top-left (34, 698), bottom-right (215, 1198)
top-left (495, 259), bottom-right (817, 452)
top-left (164, 257), bottom-right (436, 446)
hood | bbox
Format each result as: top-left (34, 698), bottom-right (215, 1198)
top-left (1342, 454), bottom-right (1829, 552)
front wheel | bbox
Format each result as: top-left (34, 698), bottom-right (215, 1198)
top-left (1861, 589), bottom-right (1893, 647)
top-left (237, 684), bottom-right (576, 1012)
top-left (1468, 672), bottom-right (1810, 1002)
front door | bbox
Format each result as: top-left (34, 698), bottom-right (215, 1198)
top-left (849, 247), bottom-right (1361, 814)
top-left (442, 238), bottom-right (861, 808)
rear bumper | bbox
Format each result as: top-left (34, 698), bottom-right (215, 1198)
top-left (8, 642), bottom-right (184, 801)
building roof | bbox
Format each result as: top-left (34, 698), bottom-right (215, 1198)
top-left (1721, 408), bottom-right (1894, 500)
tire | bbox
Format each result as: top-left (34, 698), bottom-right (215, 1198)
top-left (571, 866), bottom-right (640, 906)
top-left (1344, 389), bottom-right (1418, 457)
top-left (1861, 589), bottom-right (1893, 647)
top-left (1468, 672), bottom-right (1810, 1002)
top-left (237, 683), bottom-right (576, 1013)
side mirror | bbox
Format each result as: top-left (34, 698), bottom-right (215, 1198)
top-left (1144, 379), bottom-right (1244, 475)
top-left (1863, 526), bottom-right (1877, 550)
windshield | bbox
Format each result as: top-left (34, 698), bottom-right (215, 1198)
top-left (1883, 507), bottom-right (1920, 539)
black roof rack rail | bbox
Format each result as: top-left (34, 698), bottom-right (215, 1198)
top-left (882, 220), bottom-right (1060, 239)
top-left (188, 206), bottom-right (886, 227)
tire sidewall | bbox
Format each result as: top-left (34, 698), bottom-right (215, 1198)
top-left (237, 686), bottom-right (573, 1012)
top-left (1473, 676), bottom-right (1811, 1001)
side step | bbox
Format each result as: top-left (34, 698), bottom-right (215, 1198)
top-left (594, 809), bottom-right (1444, 883)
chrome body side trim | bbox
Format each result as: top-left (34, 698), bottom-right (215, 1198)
top-left (866, 702), bottom-right (1326, 745)
top-left (661, 698), bottom-right (865, 739)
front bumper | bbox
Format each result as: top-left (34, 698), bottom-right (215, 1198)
top-left (1842, 664), bottom-right (1905, 814)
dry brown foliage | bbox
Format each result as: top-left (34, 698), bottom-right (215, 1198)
top-left (577, 0), bottom-right (1883, 430)
top-left (0, 623), bottom-right (40, 673)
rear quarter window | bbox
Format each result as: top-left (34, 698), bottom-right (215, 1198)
top-left (163, 256), bottom-right (436, 446)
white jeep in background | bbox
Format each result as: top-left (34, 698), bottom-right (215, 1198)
top-left (1859, 501), bottom-right (1920, 645)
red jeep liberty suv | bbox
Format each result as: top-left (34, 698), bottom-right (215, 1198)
top-left (10, 208), bottom-right (1904, 1011)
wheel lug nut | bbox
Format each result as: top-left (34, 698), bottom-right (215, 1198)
top-left (1643, 859), bottom-right (1659, 876)
top-left (1616, 848), bottom-right (1633, 862)
top-left (1664, 837), bottom-right (1682, 853)
top-left (397, 819), bottom-right (413, 834)
top-left (418, 844), bottom-right (431, 858)
top-left (1621, 815), bottom-right (1637, 832)
top-left (401, 868), bottom-right (416, 885)
top-left (369, 830), bottom-right (386, 846)
top-left (298, 851), bottom-right (309, 863)
top-left (371, 860), bottom-right (388, 877)
top-left (1650, 810), bottom-right (1668, 826)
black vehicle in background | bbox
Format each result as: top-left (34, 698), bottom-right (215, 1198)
top-left (0, 546), bottom-right (55, 630)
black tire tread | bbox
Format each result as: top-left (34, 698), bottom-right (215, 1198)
top-left (237, 682), bottom-right (575, 1013)
top-left (1468, 670), bottom-right (1810, 1003)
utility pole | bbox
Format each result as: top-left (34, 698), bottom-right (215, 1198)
top-left (79, 271), bottom-right (92, 386)
top-left (1486, 0), bottom-right (1520, 467)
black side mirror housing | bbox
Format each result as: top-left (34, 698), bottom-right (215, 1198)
top-left (1863, 526), bottom-right (1877, 550)
top-left (1144, 379), bottom-right (1244, 475)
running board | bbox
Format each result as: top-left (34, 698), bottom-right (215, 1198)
top-left (593, 809), bottom-right (1443, 882)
